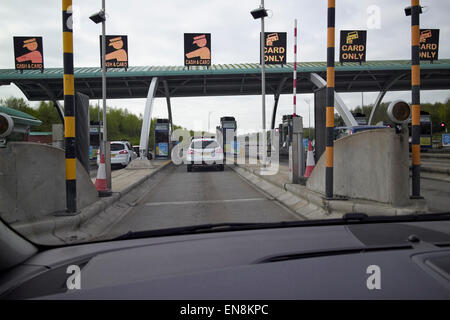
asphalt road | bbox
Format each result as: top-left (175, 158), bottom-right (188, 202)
top-left (103, 159), bottom-right (448, 238)
top-left (107, 164), bottom-right (301, 236)
top-left (421, 178), bottom-right (450, 213)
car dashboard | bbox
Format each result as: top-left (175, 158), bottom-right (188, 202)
top-left (1, 221), bottom-right (450, 299)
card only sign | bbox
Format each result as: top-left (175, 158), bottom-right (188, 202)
top-left (261, 32), bottom-right (287, 65)
top-left (340, 30), bottom-right (367, 63)
top-left (13, 36), bottom-right (44, 70)
top-left (100, 35), bottom-right (128, 68)
top-left (420, 29), bottom-right (439, 61)
top-left (184, 33), bottom-right (211, 66)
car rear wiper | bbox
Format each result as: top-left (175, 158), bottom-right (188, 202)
top-left (114, 212), bottom-right (450, 241)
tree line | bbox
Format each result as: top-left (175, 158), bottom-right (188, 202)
top-left (0, 97), bottom-right (184, 150)
top-left (2, 96), bottom-right (448, 146)
top-left (334, 98), bottom-right (450, 136)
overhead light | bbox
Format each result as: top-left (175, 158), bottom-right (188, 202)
top-left (89, 10), bottom-right (106, 24)
top-left (404, 6), bottom-right (423, 16)
top-left (250, 7), bottom-right (268, 19)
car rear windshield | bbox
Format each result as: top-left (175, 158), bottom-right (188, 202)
top-left (190, 140), bottom-right (219, 149)
top-left (111, 143), bottom-right (125, 151)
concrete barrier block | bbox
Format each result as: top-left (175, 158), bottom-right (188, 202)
top-left (0, 142), bottom-right (98, 223)
top-left (7, 156), bottom-right (171, 244)
top-left (306, 129), bottom-right (410, 206)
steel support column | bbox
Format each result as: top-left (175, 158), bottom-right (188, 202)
top-left (410, 0), bottom-right (421, 198)
top-left (270, 77), bottom-right (288, 129)
top-left (310, 73), bottom-right (357, 127)
top-left (62, 0), bottom-right (76, 212)
top-left (37, 83), bottom-right (65, 125)
top-left (163, 80), bottom-right (173, 133)
top-left (139, 77), bottom-right (158, 159)
top-left (325, 0), bottom-right (335, 199)
top-left (368, 73), bottom-right (406, 125)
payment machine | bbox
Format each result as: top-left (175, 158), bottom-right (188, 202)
top-left (279, 114), bottom-right (296, 157)
top-left (89, 121), bottom-right (101, 160)
top-left (218, 116), bottom-right (237, 162)
top-left (154, 118), bottom-right (170, 159)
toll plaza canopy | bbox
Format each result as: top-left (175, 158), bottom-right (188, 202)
top-left (0, 59), bottom-right (449, 101)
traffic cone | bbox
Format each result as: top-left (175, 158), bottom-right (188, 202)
top-left (95, 153), bottom-right (111, 197)
top-left (304, 140), bottom-right (315, 178)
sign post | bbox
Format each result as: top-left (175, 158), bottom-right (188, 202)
top-left (13, 36), bottom-right (44, 72)
top-left (419, 29), bottom-right (439, 62)
top-left (62, 0), bottom-right (76, 213)
top-left (442, 133), bottom-right (450, 147)
top-left (293, 20), bottom-right (297, 116)
top-left (410, 0), bottom-right (422, 199)
top-left (261, 32), bottom-right (287, 65)
top-left (325, 0), bottom-right (335, 199)
top-left (184, 33), bottom-right (211, 67)
top-left (339, 30), bottom-right (367, 64)
top-left (100, 35), bottom-right (129, 69)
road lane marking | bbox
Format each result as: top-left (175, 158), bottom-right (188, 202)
top-left (144, 198), bottom-right (266, 206)
top-left (231, 166), bottom-right (306, 221)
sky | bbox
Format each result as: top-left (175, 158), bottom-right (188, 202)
top-left (0, 0), bottom-right (449, 132)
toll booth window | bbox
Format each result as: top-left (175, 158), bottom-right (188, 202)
top-left (111, 143), bottom-right (125, 151)
top-left (283, 126), bottom-right (288, 139)
top-left (90, 133), bottom-right (100, 147)
top-left (6, 132), bottom-right (26, 142)
top-left (421, 123), bottom-right (432, 135)
top-left (155, 131), bottom-right (168, 142)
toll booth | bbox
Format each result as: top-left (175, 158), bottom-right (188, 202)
top-left (89, 121), bottom-right (101, 160)
top-left (218, 116), bottom-right (237, 161)
top-left (279, 114), bottom-right (297, 156)
top-left (353, 112), bottom-right (367, 125)
top-left (407, 111), bottom-right (432, 149)
top-left (154, 118), bottom-right (170, 159)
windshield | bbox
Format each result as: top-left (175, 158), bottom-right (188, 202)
top-left (0, 0), bottom-right (449, 249)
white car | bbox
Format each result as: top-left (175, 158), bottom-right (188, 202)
top-left (186, 138), bottom-right (224, 172)
top-left (97, 141), bottom-right (137, 168)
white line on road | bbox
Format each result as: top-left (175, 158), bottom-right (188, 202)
top-left (144, 198), bottom-right (266, 206)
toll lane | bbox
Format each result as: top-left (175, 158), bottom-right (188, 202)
top-left (421, 178), bottom-right (450, 213)
top-left (106, 164), bottom-right (300, 236)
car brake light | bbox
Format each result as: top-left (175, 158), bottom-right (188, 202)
top-left (188, 148), bottom-right (194, 154)
top-left (119, 150), bottom-right (128, 154)
top-left (215, 147), bottom-right (223, 153)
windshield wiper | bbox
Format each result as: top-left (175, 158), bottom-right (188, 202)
top-left (114, 212), bottom-right (450, 241)
top-left (342, 212), bottom-right (450, 222)
top-left (114, 222), bottom-right (270, 240)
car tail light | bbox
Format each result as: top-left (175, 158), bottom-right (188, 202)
top-left (119, 150), bottom-right (128, 154)
top-left (215, 147), bottom-right (223, 153)
top-left (188, 148), bottom-right (194, 154)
